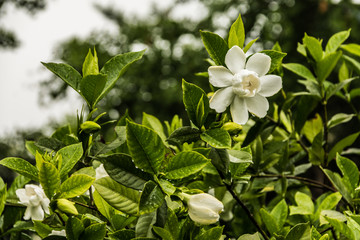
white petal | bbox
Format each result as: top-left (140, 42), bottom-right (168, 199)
top-left (209, 87), bottom-right (234, 113)
top-left (245, 94), bottom-right (269, 118)
top-left (208, 66), bottom-right (233, 87)
top-left (188, 206), bottom-right (219, 225)
top-left (41, 198), bottom-right (50, 214)
top-left (230, 96), bottom-right (249, 125)
top-left (225, 46), bottom-right (246, 74)
top-left (30, 205), bottom-right (44, 221)
top-left (258, 75), bottom-right (282, 97)
top-left (16, 189), bottom-right (30, 203)
top-left (23, 207), bottom-right (32, 220)
top-left (246, 53), bottom-right (271, 77)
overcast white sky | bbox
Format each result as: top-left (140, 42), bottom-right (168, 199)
top-left (0, 0), bottom-right (174, 137)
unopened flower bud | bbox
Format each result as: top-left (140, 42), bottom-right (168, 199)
top-left (57, 199), bottom-right (78, 215)
top-left (187, 193), bottom-right (224, 225)
top-left (80, 121), bottom-right (101, 133)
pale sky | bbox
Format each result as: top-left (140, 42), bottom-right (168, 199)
top-left (0, 0), bottom-right (174, 137)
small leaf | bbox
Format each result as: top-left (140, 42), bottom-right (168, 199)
top-left (328, 132), bottom-right (360, 162)
top-left (167, 126), bottom-right (201, 147)
top-left (325, 77), bottom-right (357, 101)
top-left (58, 174), bottom-right (95, 199)
top-left (58, 143), bottom-right (83, 179)
top-left (126, 121), bottom-right (165, 174)
top-left (139, 181), bottom-right (164, 214)
top-left (81, 223), bottom-right (106, 240)
top-left (200, 30), bottom-right (229, 66)
top-left (0, 157), bottom-right (38, 181)
top-left (302, 113), bottom-right (323, 143)
top-left (260, 208), bottom-right (278, 233)
top-left (200, 128), bottom-right (231, 149)
top-left (82, 48), bottom-right (99, 78)
top-left (194, 226), bottom-right (224, 240)
top-left (285, 222), bottom-right (311, 240)
top-left (298, 80), bottom-right (321, 98)
top-left (243, 38), bottom-right (258, 53)
top-left (341, 43), bottom-right (360, 57)
top-left (66, 216), bottom-right (84, 240)
top-left (328, 113), bottom-right (355, 129)
top-left (289, 192), bottom-right (314, 215)
top-left (196, 95), bottom-right (206, 128)
top-left (80, 74), bottom-right (107, 108)
top-left (336, 154), bottom-right (359, 190)
top-left (325, 29), bottom-right (351, 54)
top-left (228, 14), bottom-right (245, 48)
top-left (142, 112), bottom-right (167, 144)
top-left (39, 161), bottom-right (60, 199)
top-left (165, 151), bottom-right (210, 179)
top-left (317, 51), bottom-right (342, 82)
top-left (94, 177), bottom-right (140, 215)
top-left (109, 229), bottom-right (135, 240)
top-left (283, 63), bottom-right (315, 81)
top-left (303, 34), bottom-right (323, 62)
top-left (261, 50), bottom-right (287, 74)
top-left (0, 177), bottom-right (6, 216)
top-left (271, 199), bottom-right (288, 229)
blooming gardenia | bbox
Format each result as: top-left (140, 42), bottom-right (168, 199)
top-left (187, 193), bottom-right (224, 225)
top-left (49, 230), bottom-right (66, 237)
top-left (15, 184), bottom-right (50, 221)
top-left (208, 45), bottom-right (282, 124)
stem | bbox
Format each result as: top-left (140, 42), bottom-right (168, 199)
top-left (73, 200), bottom-right (97, 211)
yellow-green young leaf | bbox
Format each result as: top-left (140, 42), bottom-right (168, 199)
top-left (303, 34), bottom-right (323, 62)
top-left (80, 121), bottom-right (101, 133)
top-left (58, 174), bottom-right (95, 199)
top-left (271, 199), bottom-right (288, 229)
top-left (82, 223), bottom-right (107, 240)
top-left (139, 181), bottom-right (164, 214)
top-left (336, 154), bottom-right (359, 190)
top-left (0, 177), bottom-right (6, 216)
top-left (196, 95), bottom-right (206, 128)
top-left (0, 157), bottom-right (38, 181)
top-left (41, 62), bottom-right (82, 92)
top-left (228, 14), bottom-right (245, 48)
top-left (165, 151), bottom-right (210, 179)
top-left (243, 38), bottom-right (258, 53)
top-left (325, 216), bottom-right (354, 240)
top-left (39, 161), bottom-right (60, 199)
top-left (314, 192), bottom-right (342, 221)
top-left (323, 169), bottom-right (352, 204)
top-left (142, 112), bottom-right (167, 144)
top-left (259, 208), bottom-right (278, 234)
top-left (126, 121), bottom-right (165, 174)
top-left (317, 51), bottom-right (342, 83)
top-left (341, 43), bottom-right (360, 57)
top-left (282, 63), bottom-right (316, 81)
top-left (82, 48), bottom-right (99, 78)
top-left (94, 177), bottom-right (140, 216)
top-left (339, 62), bottom-right (349, 82)
top-left (237, 232), bottom-right (261, 240)
top-left (58, 143), bottom-right (83, 179)
top-left (201, 128), bottom-right (231, 149)
top-left (302, 113), bottom-right (323, 143)
top-left (80, 74), bottom-right (107, 108)
top-left (289, 192), bottom-right (314, 216)
top-left (325, 29), bottom-right (351, 55)
top-left (200, 30), bottom-right (229, 66)
top-left (93, 190), bottom-right (118, 220)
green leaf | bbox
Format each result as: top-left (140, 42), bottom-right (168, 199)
top-left (0, 157), bottom-right (38, 181)
top-left (139, 181), bottom-right (164, 214)
top-left (320, 210), bottom-right (346, 226)
top-left (80, 74), bottom-right (107, 108)
top-left (81, 223), bottom-right (106, 240)
top-left (328, 113), bottom-right (355, 129)
top-left (243, 38), bottom-right (258, 53)
top-left (297, 80), bottom-right (321, 98)
top-left (58, 174), bottom-right (95, 199)
top-left (99, 50), bottom-right (145, 103)
top-left (303, 34), bottom-right (323, 62)
top-left (152, 227), bottom-right (174, 240)
top-left (237, 232), bottom-right (261, 240)
top-left (196, 95), bottom-right (207, 128)
top-left (339, 61), bottom-right (350, 82)
top-left (200, 30), bottom-right (229, 66)
top-left (283, 63), bottom-right (316, 81)
top-left (343, 55), bottom-right (360, 75)
top-left (135, 211), bottom-right (157, 238)
top-left (314, 192), bottom-right (342, 222)
top-left (328, 132), bottom-right (360, 162)
top-left (209, 148), bottom-right (229, 177)
top-left (228, 14), bottom-right (245, 48)
top-left (325, 216), bottom-right (354, 240)
top-left (182, 79), bottom-right (209, 128)
top-left (302, 113), bottom-right (323, 143)
top-left (200, 128), bottom-right (231, 149)
top-left (109, 229), bottom-right (135, 240)
top-left (325, 29), bottom-right (351, 54)
top-left (317, 51), bottom-right (342, 82)
top-left (289, 192), bottom-right (314, 215)
top-left (93, 190), bottom-right (117, 220)
top-left (271, 199), bottom-right (288, 229)
top-left (142, 112), bottom-right (167, 144)
top-left (66, 216), bottom-right (84, 240)
top-left (323, 169), bottom-right (352, 204)
top-left (165, 151), bottom-right (209, 179)
top-left (0, 177), bottom-right (6, 215)
top-left (58, 143), bottom-right (83, 179)
top-left (39, 161), bottom-right (60, 199)
top-left (261, 50), bottom-right (287, 74)
top-left (94, 177), bottom-right (140, 215)
top-left (341, 43), bottom-right (360, 57)
top-left (336, 154), bottom-right (359, 190)
top-left (194, 226), bottom-right (223, 240)
top-left (41, 62), bottom-right (82, 92)
top-left (166, 126), bottom-right (201, 147)
top-left (82, 48), bottom-right (99, 78)
top-left (126, 121), bottom-right (165, 174)
top-left (7, 175), bottom-right (30, 198)
top-left (33, 221), bottom-right (52, 238)
top-left (309, 130), bottom-right (325, 165)
top-left (285, 222), bottom-right (311, 240)
top-left (260, 208), bottom-right (278, 233)
top-left (164, 208), bottom-right (179, 239)
top-left (101, 153), bottom-right (151, 190)
top-left (111, 214), bottom-right (137, 231)
top-left (325, 78), bottom-right (357, 101)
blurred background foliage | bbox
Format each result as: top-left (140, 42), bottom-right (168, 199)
top-left (1, 0), bottom-right (360, 181)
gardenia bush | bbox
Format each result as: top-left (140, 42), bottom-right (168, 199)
top-left (1, 13), bottom-right (360, 240)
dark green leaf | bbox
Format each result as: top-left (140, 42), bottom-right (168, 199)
top-left (328, 132), bottom-right (360, 162)
top-left (80, 74), bottom-right (107, 108)
top-left (108, 229), bottom-right (135, 240)
top-left (228, 14), bottom-right (245, 48)
top-left (0, 157), bottom-right (38, 181)
top-left (81, 223), bottom-right (106, 240)
top-left (209, 148), bottom-right (229, 178)
top-left (200, 30), bottom-right (229, 66)
top-left (200, 128), bottom-right (231, 149)
top-left (167, 127), bottom-right (201, 147)
top-left (66, 217), bottom-right (84, 240)
top-left (135, 211), bottom-right (157, 238)
top-left (325, 78), bottom-right (356, 101)
top-left (139, 181), bottom-right (164, 214)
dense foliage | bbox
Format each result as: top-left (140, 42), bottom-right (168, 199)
top-left (1, 12), bottom-right (360, 240)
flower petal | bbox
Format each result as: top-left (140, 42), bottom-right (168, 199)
top-left (30, 205), bottom-right (44, 221)
top-left (225, 46), bottom-right (246, 74)
top-left (230, 96), bottom-right (249, 125)
top-left (16, 189), bottom-right (30, 203)
top-left (245, 94), bottom-right (269, 118)
top-left (23, 207), bottom-right (32, 220)
top-left (246, 53), bottom-right (271, 77)
top-left (210, 87), bottom-right (234, 113)
top-left (208, 66), bottom-right (233, 87)
top-left (188, 206), bottom-right (219, 225)
top-left (258, 75), bottom-right (282, 97)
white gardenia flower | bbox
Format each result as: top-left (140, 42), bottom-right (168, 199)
top-left (15, 184), bottom-right (50, 221)
top-left (208, 45), bottom-right (282, 124)
top-left (95, 163), bottom-right (109, 179)
top-left (187, 193), bottom-right (224, 225)
top-left (49, 229), bottom-right (66, 237)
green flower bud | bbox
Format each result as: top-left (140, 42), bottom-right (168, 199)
top-left (57, 199), bottom-right (78, 215)
top-left (222, 122), bottom-right (242, 135)
top-left (80, 121), bottom-right (101, 133)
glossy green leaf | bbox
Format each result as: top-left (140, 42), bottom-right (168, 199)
top-left (285, 222), bottom-right (311, 240)
top-left (153, 227), bottom-right (174, 240)
top-left (81, 223), bottom-right (106, 240)
top-left (109, 229), bottom-right (135, 240)
top-left (111, 214), bottom-right (137, 231)
top-left (341, 43), bottom-right (360, 57)
top-left (289, 192), bottom-right (314, 215)
top-left (325, 29), bottom-right (351, 54)
top-left (260, 208), bottom-right (278, 233)
top-left (165, 151), bottom-right (209, 179)
top-left (283, 63), bottom-right (316, 81)
top-left (94, 177), bottom-right (140, 215)
top-left (243, 38), bottom-right (258, 53)
top-left (41, 62), bottom-right (82, 92)
top-left (336, 154), bottom-right (359, 190)
top-left (99, 50), bottom-right (145, 102)
top-left (135, 211), bottom-right (156, 238)
top-left (0, 157), bottom-right (38, 181)
top-left (58, 174), bottom-right (95, 199)
top-left (328, 132), bottom-right (360, 162)
top-left (261, 50), bottom-right (287, 74)
top-left (182, 79), bottom-right (209, 128)
top-left (80, 74), bottom-right (107, 108)
top-left (33, 221), bottom-right (52, 238)
top-left (314, 192), bottom-right (342, 221)
top-left (303, 34), bottom-right (323, 62)
top-left (58, 142), bottom-right (83, 179)
top-left (328, 113), bottom-right (355, 129)
top-left (200, 128), bottom-right (231, 149)
top-left (196, 95), bottom-right (207, 127)
top-left (101, 153), bottom-right (151, 190)
top-left (228, 14), bottom-right (245, 48)
top-left (39, 161), bottom-right (60, 199)
top-left (142, 112), bottom-right (167, 144)
top-left (166, 126), bottom-right (201, 147)
top-left (317, 51), bottom-right (341, 82)
top-left (82, 48), bottom-right (99, 78)
top-left (93, 190), bottom-right (117, 221)
top-left (139, 181), bottom-right (164, 214)
top-left (200, 30), bottom-right (229, 66)
top-left (271, 199), bottom-right (288, 229)
top-left (66, 216), bottom-right (84, 240)
top-left (126, 121), bottom-right (165, 174)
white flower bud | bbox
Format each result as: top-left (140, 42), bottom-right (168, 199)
top-left (187, 193), bottom-right (224, 225)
